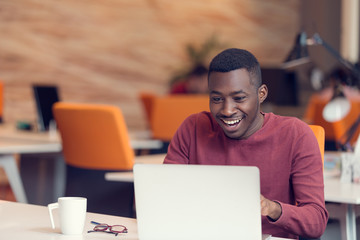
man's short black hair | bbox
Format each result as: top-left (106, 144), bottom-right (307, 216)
top-left (209, 48), bottom-right (262, 88)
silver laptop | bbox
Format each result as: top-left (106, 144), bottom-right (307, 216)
top-left (133, 164), bottom-right (262, 240)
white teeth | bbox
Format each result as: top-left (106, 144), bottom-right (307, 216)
top-left (223, 119), bottom-right (241, 125)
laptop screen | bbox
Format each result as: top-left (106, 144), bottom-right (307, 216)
top-left (134, 164), bottom-right (262, 240)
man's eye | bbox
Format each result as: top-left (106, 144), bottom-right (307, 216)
top-left (211, 97), bottom-right (222, 102)
top-left (234, 96), bottom-right (245, 102)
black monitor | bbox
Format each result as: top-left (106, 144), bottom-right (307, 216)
top-left (261, 68), bottom-right (298, 106)
top-left (33, 85), bottom-right (60, 131)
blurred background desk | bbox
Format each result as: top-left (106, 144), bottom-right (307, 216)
top-left (0, 124), bottom-right (61, 203)
top-left (324, 151), bottom-right (360, 240)
top-left (0, 123), bottom-right (163, 205)
top-left (105, 154), bottom-right (165, 182)
top-left (324, 176), bottom-right (360, 240)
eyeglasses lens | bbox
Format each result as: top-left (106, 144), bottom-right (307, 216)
top-left (94, 224), bottom-right (109, 231)
top-left (111, 225), bottom-right (127, 233)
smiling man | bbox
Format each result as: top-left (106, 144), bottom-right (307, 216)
top-left (164, 48), bottom-right (328, 239)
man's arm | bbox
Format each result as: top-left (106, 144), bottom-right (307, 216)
top-left (261, 195), bottom-right (282, 221)
top-left (266, 124), bottom-right (329, 239)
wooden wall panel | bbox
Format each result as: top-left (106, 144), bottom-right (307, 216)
top-left (0, 0), bottom-right (300, 130)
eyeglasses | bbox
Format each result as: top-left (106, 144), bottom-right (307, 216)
top-left (87, 221), bottom-right (128, 236)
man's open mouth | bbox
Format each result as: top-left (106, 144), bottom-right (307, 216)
top-left (222, 117), bottom-right (243, 126)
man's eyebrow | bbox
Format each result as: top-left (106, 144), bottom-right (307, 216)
top-left (230, 90), bottom-right (245, 95)
top-left (210, 90), bottom-right (222, 95)
top-left (210, 90), bottom-right (246, 95)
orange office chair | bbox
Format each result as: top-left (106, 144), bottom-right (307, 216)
top-left (309, 125), bottom-right (325, 165)
top-left (139, 92), bottom-right (156, 128)
top-left (310, 122), bottom-right (360, 240)
top-left (331, 100), bottom-right (360, 149)
top-left (298, 125), bottom-right (324, 240)
top-left (53, 102), bottom-right (135, 217)
top-left (304, 95), bottom-right (336, 144)
top-left (0, 81), bottom-right (3, 123)
top-left (308, 125), bottom-right (360, 240)
top-left (150, 94), bottom-right (209, 142)
top-left (304, 91), bottom-right (360, 150)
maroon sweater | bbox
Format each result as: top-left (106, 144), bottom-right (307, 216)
top-left (164, 112), bottom-right (328, 239)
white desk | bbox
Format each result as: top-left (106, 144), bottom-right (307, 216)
top-left (106, 153), bottom-right (360, 240)
top-left (0, 125), bottom-right (163, 151)
top-left (324, 177), bottom-right (360, 240)
top-left (323, 152), bottom-right (360, 240)
top-left (0, 200), bottom-right (138, 240)
top-left (105, 154), bottom-right (165, 182)
top-left (128, 130), bottom-right (163, 150)
top-left (0, 200), bottom-right (291, 240)
top-left (0, 124), bottom-right (163, 204)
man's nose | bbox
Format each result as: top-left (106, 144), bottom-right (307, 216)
top-left (221, 100), bottom-right (236, 116)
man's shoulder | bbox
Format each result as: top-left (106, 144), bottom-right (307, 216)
top-left (264, 112), bottom-right (309, 133)
top-left (185, 111), bottom-right (213, 122)
top-left (265, 112), bottom-right (306, 125)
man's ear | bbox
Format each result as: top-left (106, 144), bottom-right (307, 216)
top-left (258, 84), bottom-right (268, 103)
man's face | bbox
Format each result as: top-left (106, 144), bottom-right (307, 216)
top-left (208, 69), bottom-right (266, 139)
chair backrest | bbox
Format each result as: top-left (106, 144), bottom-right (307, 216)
top-left (331, 100), bottom-right (360, 147)
top-left (0, 81), bottom-right (3, 123)
top-left (139, 92), bottom-right (156, 128)
top-left (309, 125), bottom-right (325, 165)
top-left (53, 102), bottom-right (134, 170)
top-left (304, 93), bottom-right (360, 148)
top-left (150, 94), bottom-right (209, 141)
top-left (304, 94), bottom-right (336, 141)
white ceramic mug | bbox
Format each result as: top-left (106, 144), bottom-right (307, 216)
top-left (48, 197), bottom-right (87, 235)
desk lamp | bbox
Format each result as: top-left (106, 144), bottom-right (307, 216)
top-left (339, 115), bottom-right (360, 151)
top-left (282, 32), bottom-right (311, 69)
top-left (283, 32), bottom-right (360, 87)
top-left (322, 82), bottom-right (351, 123)
top-left (306, 33), bottom-right (360, 150)
top-left (284, 32), bottom-right (360, 150)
